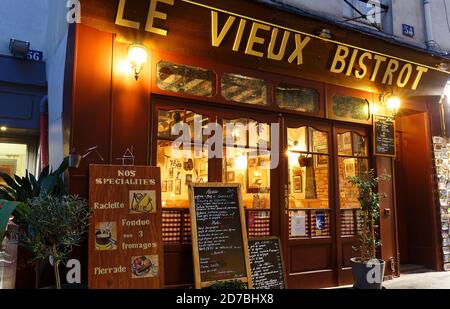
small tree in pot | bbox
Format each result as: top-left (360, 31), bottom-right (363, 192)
top-left (348, 169), bottom-right (390, 289)
top-left (22, 195), bottom-right (90, 289)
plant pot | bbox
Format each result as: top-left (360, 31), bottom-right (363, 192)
top-left (350, 258), bottom-right (386, 289)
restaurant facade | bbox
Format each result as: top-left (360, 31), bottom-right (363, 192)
top-left (64, 0), bottom-right (450, 288)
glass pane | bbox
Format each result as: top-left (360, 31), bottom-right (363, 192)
top-left (288, 153), bottom-right (329, 209)
top-left (185, 110), bottom-right (209, 143)
top-left (221, 73), bottom-right (268, 105)
top-left (0, 143), bottom-right (28, 180)
top-left (157, 61), bottom-right (216, 97)
top-left (157, 140), bottom-right (208, 209)
top-left (276, 83), bottom-right (319, 113)
top-left (224, 119), bottom-right (248, 147)
top-left (249, 120), bottom-right (270, 149)
top-left (338, 132), bottom-right (353, 156)
top-left (333, 95), bottom-right (370, 121)
top-left (223, 147), bottom-right (270, 209)
top-left (310, 128), bottom-right (328, 154)
top-left (288, 127), bottom-right (308, 152)
top-left (338, 158), bottom-right (369, 209)
top-left (157, 109), bottom-right (184, 140)
top-left (353, 133), bottom-right (368, 157)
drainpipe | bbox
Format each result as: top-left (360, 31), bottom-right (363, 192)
top-left (424, 0), bottom-right (434, 49)
top-left (39, 95), bottom-right (49, 170)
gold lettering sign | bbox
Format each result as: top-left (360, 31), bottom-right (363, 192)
top-left (113, 1), bottom-right (438, 91)
top-left (329, 44), bottom-right (429, 90)
top-left (115, 0), bottom-right (174, 36)
top-left (211, 11), bottom-right (310, 66)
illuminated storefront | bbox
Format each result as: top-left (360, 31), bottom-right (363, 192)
top-left (64, 0), bottom-right (450, 288)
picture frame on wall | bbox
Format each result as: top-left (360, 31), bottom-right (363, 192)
top-left (175, 179), bottom-right (182, 195)
top-left (167, 180), bottom-right (173, 192)
top-left (293, 176), bottom-right (302, 193)
top-left (227, 171), bottom-right (235, 182)
top-left (162, 181), bottom-right (167, 193)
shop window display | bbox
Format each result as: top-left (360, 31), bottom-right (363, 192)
top-left (157, 61), bottom-right (216, 97)
top-left (276, 83), bottom-right (319, 114)
top-left (157, 109), bottom-right (209, 209)
top-left (287, 126), bottom-right (330, 239)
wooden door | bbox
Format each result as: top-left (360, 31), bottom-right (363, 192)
top-left (282, 118), bottom-right (337, 288)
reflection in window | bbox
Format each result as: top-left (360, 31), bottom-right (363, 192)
top-left (221, 73), bottom-right (268, 105)
top-left (157, 109), bottom-right (209, 208)
top-left (157, 61), bottom-right (216, 97)
top-left (333, 95), bottom-right (370, 121)
top-left (223, 118), bottom-right (271, 209)
top-left (276, 83), bottom-right (319, 113)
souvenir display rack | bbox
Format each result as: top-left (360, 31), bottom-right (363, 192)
top-left (432, 136), bottom-right (450, 271)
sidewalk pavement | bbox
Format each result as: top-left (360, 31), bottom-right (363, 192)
top-left (383, 266), bottom-right (450, 289)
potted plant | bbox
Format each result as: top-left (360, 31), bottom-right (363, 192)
top-left (21, 194), bottom-right (90, 289)
top-left (0, 157), bottom-right (69, 288)
top-left (348, 169), bottom-right (390, 289)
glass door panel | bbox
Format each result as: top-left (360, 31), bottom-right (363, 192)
top-left (287, 126), bottom-right (331, 239)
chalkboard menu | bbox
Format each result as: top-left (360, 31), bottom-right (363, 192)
top-left (188, 183), bottom-right (252, 289)
top-left (374, 114), bottom-right (396, 157)
top-left (88, 165), bottom-right (163, 289)
top-left (249, 237), bottom-right (286, 289)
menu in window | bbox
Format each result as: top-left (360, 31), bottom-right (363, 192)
top-left (88, 165), bottom-right (163, 289)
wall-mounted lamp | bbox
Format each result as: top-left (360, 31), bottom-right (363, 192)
top-left (128, 44), bottom-right (148, 80)
top-left (9, 38), bottom-right (30, 57)
top-left (386, 96), bottom-right (401, 117)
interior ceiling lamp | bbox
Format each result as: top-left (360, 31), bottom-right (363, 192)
top-left (386, 96), bottom-right (401, 117)
top-left (9, 38), bottom-right (30, 57)
top-left (128, 44), bottom-right (148, 80)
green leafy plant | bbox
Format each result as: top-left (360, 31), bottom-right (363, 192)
top-left (0, 158), bottom-right (70, 287)
top-left (0, 157), bottom-right (69, 216)
top-left (22, 195), bottom-right (90, 289)
top-left (209, 280), bottom-right (247, 289)
top-left (348, 169), bottom-right (390, 262)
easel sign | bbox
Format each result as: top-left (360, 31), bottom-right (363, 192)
top-left (188, 183), bottom-right (252, 289)
top-left (248, 237), bottom-right (287, 289)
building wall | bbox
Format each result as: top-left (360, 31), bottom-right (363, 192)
top-left (0, 0), bottom-right (70, 168)
top-left (271, 0), bottom-right (450, 54)
top-left (45, 0), bottom-right (70, 168)
top-left (0, 0), bottom-right (48, 57)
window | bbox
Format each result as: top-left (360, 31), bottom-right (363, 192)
top-left (287, 126), bottom-right (331, 239)
top-left (221, 73), bottom-right (268, 105)
top-left (157, 61), bottom-right (216, 97)
top-left (222, 118), bottom-right (271, 209)
top-left (343, 0), bottom-right (391, 33)
top-left (0, 143), bottom-right (28, 182)
top-left (276, 83), bottom-right (320, 114)
top-left (333, 95), bottom-right (370, 121)
top-left (337, 131), bottom-right (369, 236)
top-left (157, 109), bottom-right (210, 209)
